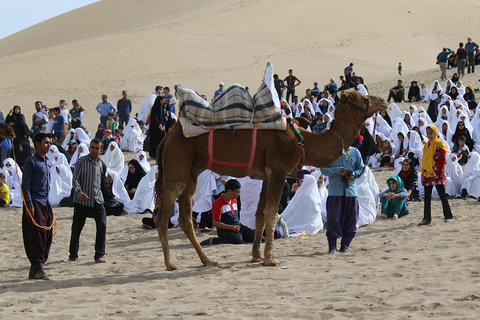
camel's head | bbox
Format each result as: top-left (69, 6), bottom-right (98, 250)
top-left (0, 123), bottom-right (15, 140)
top-left (338, 90), bottom-right (386, 120)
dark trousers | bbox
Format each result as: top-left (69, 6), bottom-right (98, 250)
top-left (193, 210), bottom-right (212, 228)
top-left (286, 88), bottom-right (295, 104)
top-left (423, 184), bottom-right (453, 221)
top-left (468, 52), bottom-right (475, 73)
top-left (22, 201), bottom-right (53, 271)
top-left (387, 91), bottom-right (404, 103)
top-left (119, 115), bottom-right (129, 128)
top-left (216, 229), bottom-right (243, 244)
top-left (69, 202), bottom-right (107, 260)
top-left (326, 196), bottom-right (359, 248)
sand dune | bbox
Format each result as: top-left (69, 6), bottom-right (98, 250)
top-left (1, 0), bottom-right (480, 132)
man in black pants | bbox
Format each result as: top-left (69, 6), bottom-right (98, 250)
top-left (69, 138), bottom-right (108, 263)
top-left (283, 69), bottom-right (301, 103)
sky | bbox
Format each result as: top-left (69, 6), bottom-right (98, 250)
top-left (0, 0), bottom-right (99, 39)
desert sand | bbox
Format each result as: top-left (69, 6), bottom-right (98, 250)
top-left (1, 0), bottom-right (480, 319)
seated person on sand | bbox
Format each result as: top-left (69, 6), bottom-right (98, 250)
top-left (387, 80), bottom-right (405, 103)
top-left (460, 152), bottom-right (480, 200)
top-left (408, 81), bottom-right (421, 102)
top-left (0, 173), bottom-right (10, 207)
top-left (397, 159), bottom-right (421, 201)
top-left (455, 136), bottom-right (470, 165)
top-left (102, 170), bottom-right (125, 216)
top-left (124, 159), bottom-right (146, 200)
top-left (379, 175), bottom-right (409, 220)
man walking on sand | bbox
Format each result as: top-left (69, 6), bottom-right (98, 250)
top-left (22, 133), bottom-right (53, 280)
top-left (69, 138), bottom-right (108, 263)
top-left (437, 47), bottom-right (451, 80)
top-left (465, 37), bottom-right (479, 74)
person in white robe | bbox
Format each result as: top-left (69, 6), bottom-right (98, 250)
top-left (62, 128), bottom-right (75, 150)
top-left (356, 166), bottom-right (379, 227)
top-left (102, 142), bottom-right (124, 173)
top-left (417, 106), bottom-right (433, 125)
top-left (375, 113), bottom-right (392, 138)
top-left (69, 142), bottom-right (89, 167)
top-left (356, 83), bottom-right (369, 96)
top-left (236, 176), bottom-right (263, 230)
top-left (138, 92), bottom-right (158, 123)
top-left (2, 158), bottom-right (22, 207)
top-left (119, 119), bottom-right (144, 152)
top-left (106, 169), bottom-right (136, 214)
top-left (135, 151), bottom-right (151, 173)
top-left (424, 80), bottom-right (443, 102)
top-left (435, 105), bottom-right (451, 129)
top-left (471, 108), bottom-right (480, 152)
top-left (74, 127), bottom-right (91, 146)
top-left (192, 169), bottom-right (217, 227)
top-left (456, 80), bottom-right (466, 96)
top-left (48, 164), bottom-right (72, 207)
top-left (460, 152), bottom-right (480, 198)
top-left (130, 165), bottom-right (158, 213)
top-left (438, 120), bottom-right (454, 150)
top-left (280, 174), bottom-right (323, 236)
top-left (445, 154), bottom-right (463, 198)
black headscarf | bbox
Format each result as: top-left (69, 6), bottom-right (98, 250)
top-left (124, 159), bottom-right (146, 192)
top-left (95, 124), bottom-right (105, 140)
top-left (380, 110), bottom-right (392, 127)
top-left (452, 121), bottom-right (474, 151)
top-left (6, 106), bottom-right (29, 139)
top-left (357, 125), bottom-right (376, 164)
top-left (398, 158), bottom-right (420, 200)
top-left (16, 141), bottom-right (32, 168)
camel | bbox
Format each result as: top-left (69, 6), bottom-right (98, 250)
top-left (154, 90), bottom-right (386, 270)
top-left (0, 123), bottom-right (16, 140)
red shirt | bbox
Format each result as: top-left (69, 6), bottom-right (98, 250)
top-left (212, 195), bottom-right (240, 225)
top-left (421, 147), bottom-right (447, 186)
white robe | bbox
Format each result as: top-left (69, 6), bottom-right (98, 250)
top-left (48, 164), bottom-right (72, 207)
top-left (280, 175), bottom-right (323, 236)
top-left (62, 128), bottom-right (75, 150)
top-left (236, 177), bottom-right (263, 229)
top-left (135, 151), bottom-right (151, 173)
top-left (138, 93), bottom-right (158, 123)
top-left (356, 166), bottom-right (379, 227)
top-left (120, 119), bottom-right (144, 152)
top-left (69, 142), bottom-right (89, 167)
top-left (2, 158), bottom-right (22, 207)
top-left (192, 169), bottom-right (217, 213)
top-left (461, 152), bottom-right (480, 198)
top-left (130, 166), bottom-right (158, 213)
top-left (106, 169), bottom-right (136, 214)
top-left (356, 84), bottom-right (369, 96)
top-left (74, 128), bottom-right (91, 146)
top-left (102, 142), bottom-right (125, 173)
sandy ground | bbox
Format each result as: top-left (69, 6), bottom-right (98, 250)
top-left (0, 162), bottom-right (480, 319)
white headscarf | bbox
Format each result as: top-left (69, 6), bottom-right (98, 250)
top-left (280, 174), bottom-right (323, 236)
top-left (62, 128), bottom-right (75, 150)
top-left (2, 158), bottom-right (22, 207)
top-left (191, 169), bottom-right (217, 213)
top-left (356, 84), bottom-right (369, 96)
top-left (425, 80), bottom-right (443, 102)
top-left (102, 141), bottom-right (124, 173)
top-left (375, 113), bottom-right (392, 138)
top-left (236, 176), bottom-right (263, 229)
top-left (445, 154), bottom-right (463, 197)
top-left (389, 103), bottom-right (403, 122)
top-left (461, 152), bottom-right (480, 197)
top-left (356, 166), bottom-right (379, 227)
top-left (74, 127), bottom-right (91, 146)
top-left (130, 165), bottom-right (158, 213)
top-left (69, 142), bottom-right (89, 167)
top-left (105, 169), bottom-right (137, 214)
top-left (119, 119), bottom-right (144, 152)
top-left (48, 164), bottom-right (72, 207)
top-left (135, 151), bottom-right (150, 173)
top-left (456, 80), bottom-right (466, 96)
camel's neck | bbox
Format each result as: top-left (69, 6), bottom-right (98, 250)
top-left (302, 117), bottom-right (362, 168)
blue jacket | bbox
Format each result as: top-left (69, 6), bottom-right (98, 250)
top-left (321, 147), bottom-right (364, 197)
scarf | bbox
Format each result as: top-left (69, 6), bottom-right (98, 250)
top-left (421, 124), bottom-right (447, 178)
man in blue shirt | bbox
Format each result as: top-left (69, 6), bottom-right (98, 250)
top-left (21, 133), bottom-right (53, 280)
top-left (214, 82), bottom-right (224, 98)
top-left (117, 90), bottom-right (132, 128)
top-left (321, 146), bottom-right (364, 253)
top-left (465, 37), bottom-right (479, 74)
top-left (96, 94), bottom-right (117, 127)
top-left (436, 47), bottom-right (452, 80)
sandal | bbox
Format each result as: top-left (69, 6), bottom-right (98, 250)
top-left (393, 213), bottom-right (399, 220)
top-left (418, 219), bottom-right (431, 226)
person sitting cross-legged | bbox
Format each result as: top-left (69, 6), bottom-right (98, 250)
top-left (379, 175), bottom-right (409, 220)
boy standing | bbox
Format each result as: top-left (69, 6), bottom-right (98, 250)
top-left (52, 107), bottom-right (66, 144)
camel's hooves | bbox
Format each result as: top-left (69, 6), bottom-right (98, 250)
top-left (251, 256), bottom-right (263, 263)
top-left (203, 260), bottom-right (218, 267)
top-left (165, 264), bottom-right (177, 271)
top-left (263, 260), bottom-right (278, 267)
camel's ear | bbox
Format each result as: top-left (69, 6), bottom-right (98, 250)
top-left (340, 90), bottom-right (356, 103)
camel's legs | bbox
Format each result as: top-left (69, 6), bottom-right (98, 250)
top-left (251, 180), bottom-right (267, 262)
top-left (155, 185), bottom-right (179, 271)
top-left (263, 174), bottom-right (286, 266)
top-left (178, 176), bottom-right (217, 267)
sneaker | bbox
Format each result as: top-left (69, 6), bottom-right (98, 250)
top-left (339, 245), bottom-right (349, 253)
top-left (444, 218), bottom-right (452, 222)
top-left (328, 247), bottom-right (337, 254)
top-left (418, 219), bottom-right (431, 226)
top-left (68, 257), bottom-right (78, 262)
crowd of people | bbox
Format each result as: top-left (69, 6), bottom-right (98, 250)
top-left (4, 39), bottom-right (480, 279)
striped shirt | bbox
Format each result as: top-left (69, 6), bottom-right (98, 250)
top-left (73, 155), bottom-right (106, 207)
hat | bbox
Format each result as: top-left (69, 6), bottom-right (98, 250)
top-left (103, 129), bottom-right (112, 135)
top-left (219, 82), bottom-right (224, 86)
top-left (411, 81), bottom-right (418, 85)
